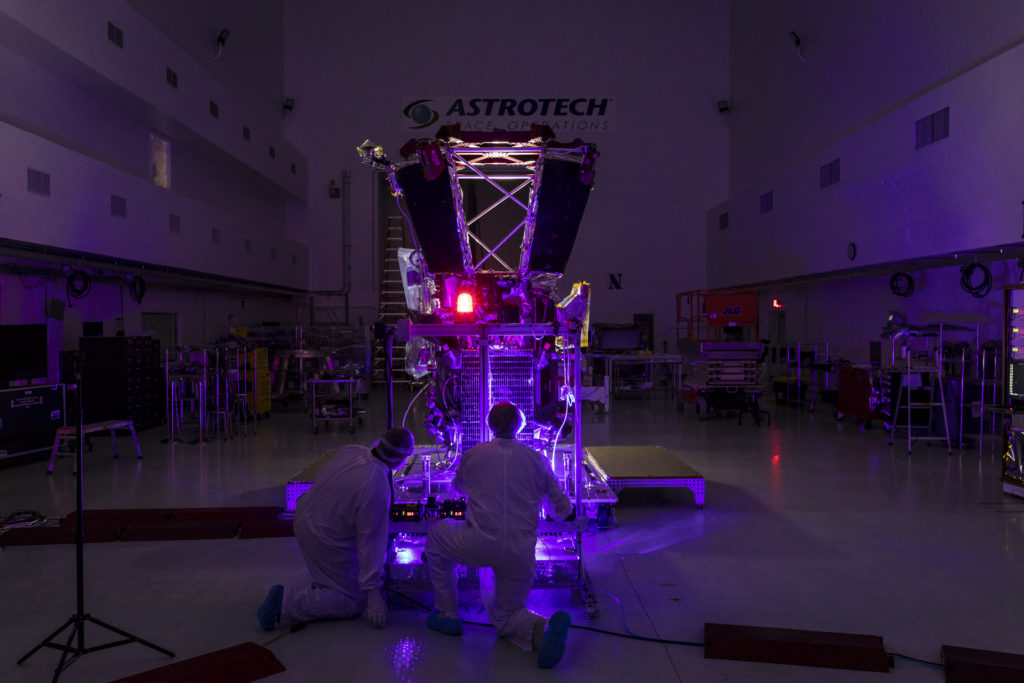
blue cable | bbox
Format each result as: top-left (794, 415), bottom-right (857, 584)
top-left (590, 588), bottom-right (638, 637)
top-left (888, 653), bottom-right (944, 670)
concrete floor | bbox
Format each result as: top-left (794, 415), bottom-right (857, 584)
top-left (0, 391), bottom-right (1021, 682)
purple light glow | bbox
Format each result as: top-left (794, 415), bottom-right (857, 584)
top-left (393, 547), bottom-right (418, 565)
top-left (285, 481), bottom-right (312, 512)
top-left (392, 533), bottom-right (424, 565)
top-left (381, 636), bottom-right (424, 682)
top-left (589, 516), bottom-right (707, 555)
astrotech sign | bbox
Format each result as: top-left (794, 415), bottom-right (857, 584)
top-left (403, 97), bottom-right (613, 132)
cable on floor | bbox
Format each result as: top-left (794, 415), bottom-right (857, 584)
top-left (260, 621), bottom-right (306, 648)
top-left (570, 623), bottom-right (704, 648)
top-left (589, 587), bottom-right (639, 637)
top-left (277, 587), bottom-right (943, 669)
top-left (0, 510), bottom-right (48, 530)
top-left (383, 586), bottom-right (705, 648)
top-left (887, 652), bottom-right (944, 670)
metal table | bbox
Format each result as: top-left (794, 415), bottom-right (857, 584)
top-left (589, 353), bottom-right (686, 399)
top-left (306, 378), bottom-right (362, 433)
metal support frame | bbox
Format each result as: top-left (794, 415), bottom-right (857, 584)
top-left (400, 141), bottom-right (593, 278)
top-left (388, 319), bottom-right (594, 608)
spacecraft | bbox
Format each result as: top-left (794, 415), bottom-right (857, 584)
top-left (358, 124), bottom-right (613, 610)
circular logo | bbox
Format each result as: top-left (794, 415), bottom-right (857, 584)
top-left (403, 99), bottom-right (438, 129)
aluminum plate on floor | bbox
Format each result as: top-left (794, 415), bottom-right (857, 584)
top-left (584, 445), bottom-right (705, 508)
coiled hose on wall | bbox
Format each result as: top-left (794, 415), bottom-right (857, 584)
top-left (960, 263), bottom-right (991, 298)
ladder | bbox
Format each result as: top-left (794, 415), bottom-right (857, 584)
top-left (374, 216), bottom-right (409, 387)
top-left (885, 349), bottom-right (952, 454)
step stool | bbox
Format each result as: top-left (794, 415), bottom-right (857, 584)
top-left (47, 419), bottom-right (142, 474)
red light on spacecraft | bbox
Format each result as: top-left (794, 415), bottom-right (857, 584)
top-left (456, 292), bottom-right (474, 314)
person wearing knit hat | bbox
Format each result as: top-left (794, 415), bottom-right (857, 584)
top-left (257, 428), bottom-right (415, 631)
top-left (424, 402), bottom-right (574, 669)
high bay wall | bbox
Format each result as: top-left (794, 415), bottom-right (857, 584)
top-left (283, 0), bottom-right (730, 350)
top-left (0, 0), bottom-right (309, 293)
top-left (0, 1), bottom-right (732, 351)
top-left (711, 1), bottom-right (1024, 362)
top-left (711, 1), bottom-right (1024, 287)
top-left (13, 1), bottom-right (1016, 358)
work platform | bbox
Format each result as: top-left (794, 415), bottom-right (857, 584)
top-left (285, 446), bottom-right (620, 515)
top-left (288, 445), bottom-right (705, 513)
top-left (283, 447), bottom-right (594, 600)
top-left (584, 445), bottom-right (705, 508)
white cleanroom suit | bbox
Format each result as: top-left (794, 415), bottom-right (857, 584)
top-left (281, 445), bottom-right (392, 625)
top-left (425, 436), bottom-right (573, 650)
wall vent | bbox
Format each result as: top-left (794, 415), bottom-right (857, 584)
top-left (169, 214), bottom-right (181, 234)
top-left (110, 194), bottom-right (127, 218)
top-left (290, 162), bottom-right (296, 175)
top-left (915, 107), bottom-right (950, 149)
top-left (819, 158), bottom-right (840, 188)
top-left (243, 126), bottom-right (250, 141)
top-left (209, 100), bottom-right (219, 118)
top-left (718, 212), bottom-right (729, 230)
top-left (107, 22), bottom-right (124, 48)
top-left (211, 227), bottom-right (221, 245)
top-left (166, 67), bottom-right (178, 88)
top-left (269, 146), bottom-right (276, 159)
top-left (759, 191), bottom-right (774, 213)
top-left (27, 168), bottom-right (50, 196)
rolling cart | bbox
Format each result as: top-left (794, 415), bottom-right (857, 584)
top-left (306, 378), bottom-right (363, 433)
top-left (696, 342), bottom-right (768, 426)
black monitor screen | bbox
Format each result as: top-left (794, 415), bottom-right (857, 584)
top-left (1011, 362), bottom-right (1024, 399)
top-left (594, 325), bottom-right (643, 351)
top-left (0, 324), bottom-right (48, 386)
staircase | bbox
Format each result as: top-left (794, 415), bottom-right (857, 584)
top-left (373, 216), bottom-right (409, 387)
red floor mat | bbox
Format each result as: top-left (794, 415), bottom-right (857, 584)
top-left (238, 518), bottom-right (294, 539)
top-left (2, 508), bottom-right (286, 546)
top-left (1, 522), bottom-right (125, 546)
top-left (66, 509), bottom-right (176, 525)
top-left (110, 641), bottom-right (285, 682)
top-left (119, 521), bottom-right (242, 542)
top-left (0, 526), bottom-right (76, 547)
top-left (171, 507), bottom-right (281, 523)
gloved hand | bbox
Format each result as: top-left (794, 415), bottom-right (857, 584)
top-left (365, 589), bottom-right (387, 629)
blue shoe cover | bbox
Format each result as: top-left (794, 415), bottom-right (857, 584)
top-left (257, 584), bottom-right (284, 631)
top-left (426, 610), bottom-right (463, 636)
top-left (537, 610), bottom-right (571, 668)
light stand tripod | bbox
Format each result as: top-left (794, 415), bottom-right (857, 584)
top-left (18, 367), bottom-right (174, 682)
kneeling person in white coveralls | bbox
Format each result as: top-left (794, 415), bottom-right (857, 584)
top-left (257, 427), bottom-right (415, 630)
top-left (425, 401), bottom-right (574, 669)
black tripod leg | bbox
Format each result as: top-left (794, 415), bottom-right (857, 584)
top-left (17, 616), bottom-right (75, 664)
top-left (85, 615), bottom-right (175, 658)
top-left (52, 618), bottom-right (81, 683)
